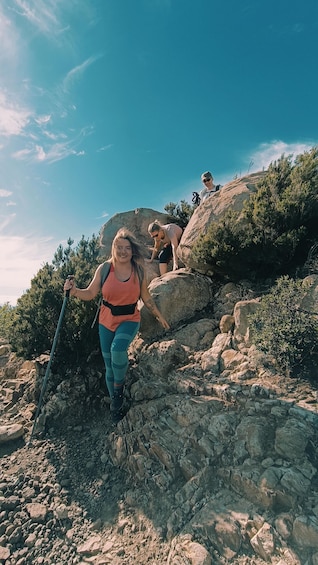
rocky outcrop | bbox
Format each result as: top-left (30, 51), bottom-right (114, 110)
top-left (2, 276), bottom-right (318, 564)
top-left (99, 207), bottom-right (170, 259)
top-left (108, 317), bottom-right (318, 564)
top-left (178, 172), bottom-right (265, 273)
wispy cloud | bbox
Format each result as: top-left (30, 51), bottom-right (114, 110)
top-left (0, 193), bottom-right (16, 207)
top-left (0, 213), bottom-right (17, 233)
top-left (98, 144), bottom-right (113, 152)
top-left (43, 131), bottom-right (66, 141)
top-left (3, 85), bottom-right (93, 164)
top-left (62, 56), bottom-right (102, 93)
top-left (0, 189), bottom-right (13, 198)
top-left (0, 4), bottom-right (100, 167)
top-left (12, 0), bottom-right (60, 35)
top-left (218, 140), bottom-right (318, 185)
top-left (11, 147), bottom-right (33, 160)
top-left (11, 0), bottom-right (96, 44)
top-left (0, 6), bottom-right (20, 64)
top-left (35, 145), bottom-right (47, 161)
top-left (12, 125), bottom-right (92, 163)
top-left (0, 91), bottom-right (31, 136)
top-left (249, 140), bottom-right (317, 172)
top-left (34, 114), bottom-right (51, 126)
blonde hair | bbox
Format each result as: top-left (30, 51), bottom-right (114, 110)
top-left (148, 220), bottom-right (162, 234)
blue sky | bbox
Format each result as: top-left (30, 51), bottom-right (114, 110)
top-left (1, 0), bottom-right (318, 305)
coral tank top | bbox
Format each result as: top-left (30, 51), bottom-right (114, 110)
top-left (99, 264), bottom-right (141, 331)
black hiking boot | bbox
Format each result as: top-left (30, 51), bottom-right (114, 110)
top-left (111, 390), bottom-right (124, 425)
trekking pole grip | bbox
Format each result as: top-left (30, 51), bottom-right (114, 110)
top-left (65, 274), bottom-right (74, 298)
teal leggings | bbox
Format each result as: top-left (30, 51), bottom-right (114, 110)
top-left (99, 321), bottom-right (140, 397)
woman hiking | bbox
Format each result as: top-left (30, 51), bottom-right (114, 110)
top-left (64, 228), bottom-right (169, 424)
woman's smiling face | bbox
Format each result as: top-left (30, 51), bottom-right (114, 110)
top-left (113, 238), bottom-right (133, 263)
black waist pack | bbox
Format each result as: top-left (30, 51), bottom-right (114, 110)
top-left (102, 300), bottom-right (137, 316)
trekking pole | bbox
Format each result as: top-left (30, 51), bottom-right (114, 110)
top-left (28, 276), bottom-right (73, 446)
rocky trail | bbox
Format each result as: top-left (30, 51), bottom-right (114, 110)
top-left (1, 388), bottom-right (173, 565)
top-left (2, 277), bottom-right (318, 564)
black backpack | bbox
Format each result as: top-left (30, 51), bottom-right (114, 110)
top-left (192, 191), bottom-right (201, 206)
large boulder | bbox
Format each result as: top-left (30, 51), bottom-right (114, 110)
top-left (98, 208), bottom-right (170, 259)
top-left (177, 172), bottom-right (265, 273)
top-left (139, 269), bottom-right (214, 339)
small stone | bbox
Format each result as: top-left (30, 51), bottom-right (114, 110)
top-left (0, 424), bottom-right (24, 443)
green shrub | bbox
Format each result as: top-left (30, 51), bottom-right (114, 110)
top-left (248, 276), bottom-right (318, 379)
top-left (164, 199), bottom-right (195, 228)
top-left (0, 303), bottom-right (16, 341)
top-left (10, 235), bottom-right (103, 371)
top-left (192, 147), bottom-right (318, 279)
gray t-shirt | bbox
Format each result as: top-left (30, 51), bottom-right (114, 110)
top-left (199, 184), bottom-right (222, 203)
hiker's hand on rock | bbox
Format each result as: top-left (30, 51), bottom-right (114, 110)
top-left (157, 314), bottom-right (170, 330)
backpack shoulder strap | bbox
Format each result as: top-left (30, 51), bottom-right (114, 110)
top-left (91, 262), bottom-right (111, 329)
top-left (100, 261), bottom-right (111, 288)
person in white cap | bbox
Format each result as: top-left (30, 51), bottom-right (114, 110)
top-left (199, 171), bottom-right (222, 203)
